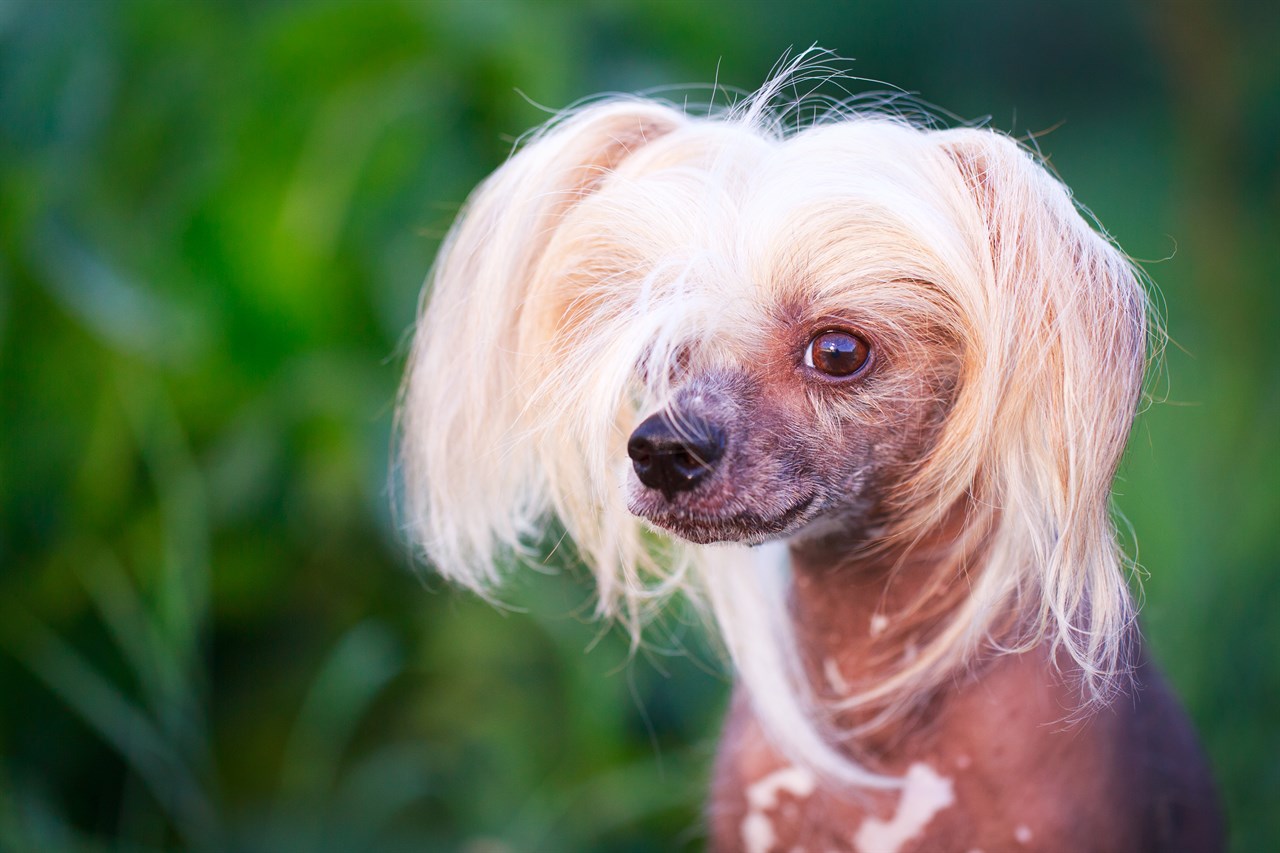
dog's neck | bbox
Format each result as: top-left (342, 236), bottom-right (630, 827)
top-left (786, 506), bottom-right (980, 745)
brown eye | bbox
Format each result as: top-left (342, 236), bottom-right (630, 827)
top-left (804, 330), bottom-right (871, 377)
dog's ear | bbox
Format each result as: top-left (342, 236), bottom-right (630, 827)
top-left (399, 100), bottom-right (685, 597)
top-left (926, 129), bottom-right (1149, 696)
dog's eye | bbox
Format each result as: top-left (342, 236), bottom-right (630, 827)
top-left (804, 330), bottom-right (871, 378)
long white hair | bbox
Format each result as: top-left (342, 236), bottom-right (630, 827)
top-left (398, 72), bottom-right (1149, 786)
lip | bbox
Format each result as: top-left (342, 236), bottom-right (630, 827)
top-left (632, 494), bottom-right (817, 545)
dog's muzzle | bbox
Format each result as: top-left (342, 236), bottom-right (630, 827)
top-left (627, 412), bottom-right (725, 498)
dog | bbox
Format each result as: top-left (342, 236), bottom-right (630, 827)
top-left (398, 69), bottom-right (1223, 851)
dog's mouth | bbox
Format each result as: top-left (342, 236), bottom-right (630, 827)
top-left (629, 493), bottom-right (818, 545)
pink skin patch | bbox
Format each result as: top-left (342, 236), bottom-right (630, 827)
top-left (741, 766), bottom-right (817, 853)
top-left (853, 763), bottom-right (955, 853)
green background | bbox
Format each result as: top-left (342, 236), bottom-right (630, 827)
top-left (2, 0), bottom-right (1276, 850)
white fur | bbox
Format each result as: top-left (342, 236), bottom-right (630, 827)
top-left (399, 63), bottom-right (1149, 787)
top-left (823, 657), bottom-right (850, 695)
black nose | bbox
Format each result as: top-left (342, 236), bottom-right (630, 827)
top-left (627, 412), bottom-right (725, 496)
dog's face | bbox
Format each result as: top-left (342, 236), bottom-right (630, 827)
top-left (624, 306), bottom-right (959, 546)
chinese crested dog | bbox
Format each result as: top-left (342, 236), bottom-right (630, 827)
top-left (399, 71), bottom-right (1222, 851)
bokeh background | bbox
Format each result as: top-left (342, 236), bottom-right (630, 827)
top-left (2, 0), bottom-right (1277, 850)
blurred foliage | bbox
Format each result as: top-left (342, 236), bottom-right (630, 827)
top-left (1, 0), bottom-right (1276, 850)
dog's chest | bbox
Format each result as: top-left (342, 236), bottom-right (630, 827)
top-left (720, 756), bottom-right (977, 853)
top-left (710, 698), bottom-right (989, 853)
top-left (706, 673), bottom-right (1148, 853)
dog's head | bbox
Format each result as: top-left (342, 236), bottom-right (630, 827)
top-left (399, 89), bottom-right (1149, 777)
